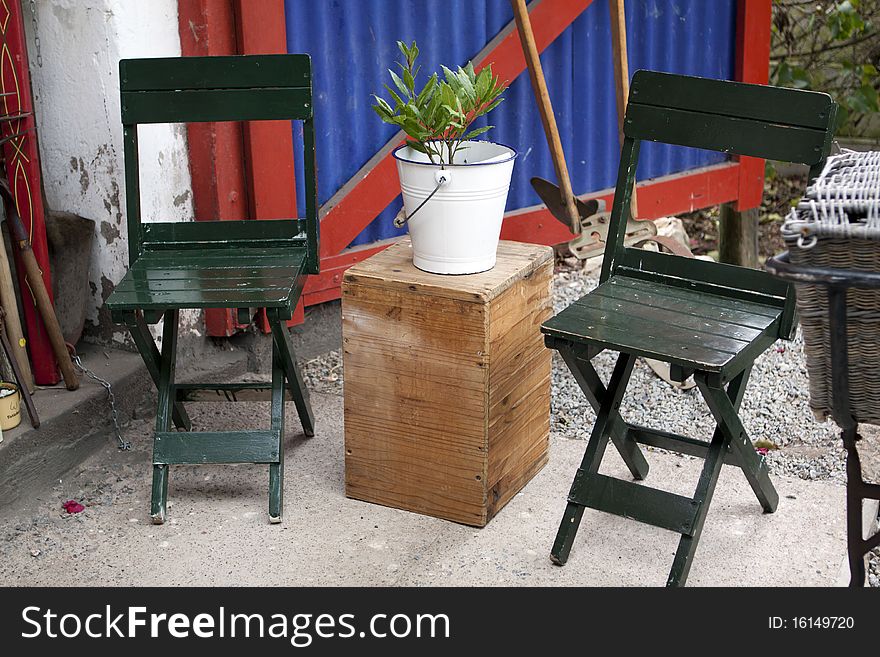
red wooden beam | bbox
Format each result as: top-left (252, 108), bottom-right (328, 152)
top-left (178, 0), bottom-right (247, 221)
top-left (0, 0), bottom-right (58, 384)
top-left (317, 0), bottom-right (595, 259)
top-left (305, 162), bottom-right (743, 305)
top-left (234, 0), bottom-right (304, 329)
top-left (302, 239), bottom-right (395, 307)
top-left (234, 0), bottom-right (297, 221)
top-left (734, 0), bottom-right (771, 211)
top-left (178, 0), bottom-right (249, 336)
top-left (501, 162), bottom-right (741, 244)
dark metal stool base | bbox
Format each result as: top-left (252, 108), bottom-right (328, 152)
top-left (842, 426), bottom-right (880, 586)
top-left (767, 252), bottom-right (880, 586)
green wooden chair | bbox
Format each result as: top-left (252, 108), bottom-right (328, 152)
top-left (105, 54), bottom-right (318, 524)
top-left (542, 70), bottom-right (837, 586)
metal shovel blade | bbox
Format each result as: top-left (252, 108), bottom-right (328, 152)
top-left (531, 176), bottom-right (661, 260)
top-left (530, 177), bottom-right (599, 233)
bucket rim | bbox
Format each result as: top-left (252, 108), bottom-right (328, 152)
top-left (392, 140), bottom-right (517, 167)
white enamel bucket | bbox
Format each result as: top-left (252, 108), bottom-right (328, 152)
top-left (393, 140), bottom-right (517, 274)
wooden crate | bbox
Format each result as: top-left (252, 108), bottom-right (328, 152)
top-left (342, 238), bottom-right (553, 526)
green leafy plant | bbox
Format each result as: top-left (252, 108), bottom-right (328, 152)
top-left (372, 40), bottom-right (508, 165)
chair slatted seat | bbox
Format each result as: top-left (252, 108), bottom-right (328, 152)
top-left (542, 69), bottom-right (837, 586)
top-left (108, 243), bottom-right (307, 310)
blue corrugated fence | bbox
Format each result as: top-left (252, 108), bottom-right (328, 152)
top-left (285, 0), bottom-right (737, 247)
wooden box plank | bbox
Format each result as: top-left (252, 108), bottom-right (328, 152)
top-left (343, 239), bottom-right (552, 526)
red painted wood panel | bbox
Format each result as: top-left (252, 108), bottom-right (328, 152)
top-left (180, 0), bottom-right (300, 335)
top-left (302, 240), bottom-right (394, 304)
top-left (178, 0), bottom-right (249, 336)
top-left (234, 0), bottom-right (297, 222)
top-left (502, 162), bottom-right (741, 244)
top-left (178, 0), bottom-right (247, 221)
top-left (304, 162), bottom-right (742, 305)
top-left (734, 0), bottom-right (771, 211)
top-left (234, 0), bottom-right (302, 333)
top-left (0, 0), bottom-right (58, 384)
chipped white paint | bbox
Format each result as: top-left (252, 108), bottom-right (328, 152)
top-left (23, 0), bottom-right (199, 341)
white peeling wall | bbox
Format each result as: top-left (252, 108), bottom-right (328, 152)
top-left (24, 0), bottom-right (197, 342)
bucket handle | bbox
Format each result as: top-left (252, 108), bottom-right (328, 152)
top-left (393, 171), bottom-right (451, 228)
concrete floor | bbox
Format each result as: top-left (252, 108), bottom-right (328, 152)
top-left (0, 389), bottom-right (850, 587)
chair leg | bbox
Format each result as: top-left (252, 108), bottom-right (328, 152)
top-left (696, 370), bottom-right (779, 513)
top-left (550, 357), bottom-right (779, 584)
top-left (268, 337), bottom-right (286, 524)
top-left (267, 308), bottom-right (315, 437)
top-left (151, 310), bottom-right (180, 524)
top-left (124, 310), bottom-right (191, 431)
top-left (666, 423), bottom-right (729, 586)
top-left (551, 353), bottom-right (636, 565)
top-left (558, 344), bottom-right (649, 480)
top-left (151, 465), bottom-right (169, 524)
top-left (842, 425), bottom-right (867, 586)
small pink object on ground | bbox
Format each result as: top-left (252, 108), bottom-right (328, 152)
top-left (62, 500), bottom-right (84, 514)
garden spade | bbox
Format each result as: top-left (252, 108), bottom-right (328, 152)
top-left (530, 176), bottom-right (661, 259)
top-left (514, 0), bottom-right (695, 389)
top-left (510, 0), bottom-right (581, 234)
top-left (512, 0), bottom-right (662, 260)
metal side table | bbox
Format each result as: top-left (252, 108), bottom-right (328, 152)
top-left (767, 252), bottom-right (880, 586)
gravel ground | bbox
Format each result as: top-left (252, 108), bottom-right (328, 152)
top-left (304, 262), bottom-right (853, 483)
top-left (552, 260), bottom-right (879, 587)
top-left (550, 263), bottom-right (847, 483)
top-left (303, 260), bottom-right (879, 585)
top-left (302, 349), bottom-right (343, 394)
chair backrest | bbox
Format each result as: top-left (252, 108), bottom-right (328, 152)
top-left (119, 54), bottom-right (319, 274)
top-left (600, 70), bottom-right (837, 307)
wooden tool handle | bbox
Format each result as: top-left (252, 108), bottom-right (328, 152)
top-left (609, 0), bottom-right (638, 217)
top-left (0, 309), bottom-right (39, 427)
top-left (16, 246), bottom-right (78, 389)
top-left (1, 184), bottom-right (79, 391)
top-left (510, 0), bottom-right (582, 234)
top-left (0, 227), bottom-right (33, 391)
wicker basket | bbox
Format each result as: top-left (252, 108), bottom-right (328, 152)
top-left (785, 235), bottom-right (880, 424)
top-left (783, 149), bottom-right (880, 425)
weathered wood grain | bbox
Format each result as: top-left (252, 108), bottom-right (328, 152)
top-left (486, 258), bottom-right (552, 519)
top-left (344, 238), bottom-right (553, 302)
top-left (343, 239), bottom-right (552, 526)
